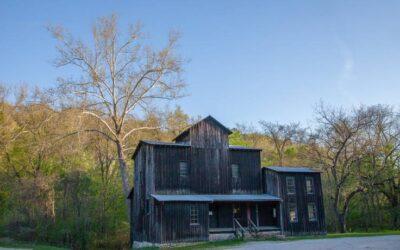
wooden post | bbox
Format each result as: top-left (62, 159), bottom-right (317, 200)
top-left (247, 203), bottom-right (251, 221)
top-left (256, 204), bottom-right (259, 227)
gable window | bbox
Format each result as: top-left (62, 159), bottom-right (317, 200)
top-left (179, 161), bottom-right (189, 182)
top-left (231, 164), bottom-right (240, 182)
top-left (308, 203), bottom-right (317, 222)
top-left (286, 176), bottom-right (296, 195)
top-left (306, 177), bottom-right (314, 194)
top-left (190, 206), bottom-right (199, 225)
top-left (288, 202), bottom-right (298, 223)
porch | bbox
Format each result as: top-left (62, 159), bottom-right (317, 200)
top-left (208, 201), bottom-right (281, 234)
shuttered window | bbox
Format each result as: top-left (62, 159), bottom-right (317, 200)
top-left (306, 177), bottom-right (314, 194)
top-left (190, 206), bottom-right (199, 225)
top-left (286, 176), bottom-right (296, 195)
top-left (308, 203), bottom-right (317, 222)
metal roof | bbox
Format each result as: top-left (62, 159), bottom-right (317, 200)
top-left (132, 140), bottom-right (190, 159)
top-left (265, 166), bottom-right (320, 173)
top-left (141, 140), bottom-right (190, 147)
top-left (229, 145), bottom-right (262, 151)
top-left (151, 194), bottom-right (281, 202)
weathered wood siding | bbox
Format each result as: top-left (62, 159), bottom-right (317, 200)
top-left (132, 144), bottom-right (155, 242)
top-left (159, 202), bottom-right (209, 243)
top-left (153, 146), bottom-right (191, 194)
top-left (132, 117), bottom-right (305, 244)
top-left (229, 150), bottom-right (261, 193)
top-left (262, 169), bottom-right (326, 235)
top-left (189, 120), bottom-right (231, 193)
top-left (262, 168), bottom-right (279, 196)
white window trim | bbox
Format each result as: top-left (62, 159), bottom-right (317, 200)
top-left (190, 206), bottom-right (200, 226)
top-left (306, 177), bottom-right (315, 195)
top-left (286, 176), bottom-right (296, 195)
top-left (308, 202), bottom-right (318, 222)
top-left (288, 202), bottom-right (298, 223)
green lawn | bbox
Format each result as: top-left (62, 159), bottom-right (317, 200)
top-left (0, 240), bottom-right (67, 250)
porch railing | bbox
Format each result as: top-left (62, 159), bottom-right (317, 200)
top-left (247, 218), bottom-right (259, 237)
top-left (233, 218), bottom-right (246, 239)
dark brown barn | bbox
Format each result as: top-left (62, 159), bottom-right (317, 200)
top-left (128, 116), bottom-right (326, 245)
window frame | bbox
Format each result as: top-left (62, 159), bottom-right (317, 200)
top-left (306, 176), bottom-right (315, 195)
top-left (231, 164), bottom-right (240, 182)
top-left (288, 202), bottom-right (298, 223)
top-left (308, 202), bottom-right (318, 222)
top-left (286, 176), bottom-right (296, 195)
top-left (190, 205), bottom-right (200, 226)
top-left (179, 161), bottom-right (189, 183)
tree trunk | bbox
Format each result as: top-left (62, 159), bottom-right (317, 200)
top-left (338, 214), bottom-right (347, 233)
top-left (116, 139), bottom-right (131, 218)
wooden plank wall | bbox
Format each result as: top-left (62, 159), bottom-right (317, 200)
top-left (262, 168), bottom-right (279, 196)
top-left (276, 172), bottom-right (326, 235)
top-left (159, 202), bottom-right (209, 243)
top-left (189, 120), bottom-right (230, 193)
top-left (229, 150), bottom-right (261, 193)
top-left (153, 146), bottom-right (191, 194)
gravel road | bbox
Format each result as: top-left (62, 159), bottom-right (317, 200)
top-left (224, 235), bottom-right (400, 250)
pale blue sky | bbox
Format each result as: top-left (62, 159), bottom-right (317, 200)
top-left (1, 0), bottom-right (400, 128)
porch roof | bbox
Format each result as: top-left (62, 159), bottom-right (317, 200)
top-left (151, 194), bottom-right (281, 202)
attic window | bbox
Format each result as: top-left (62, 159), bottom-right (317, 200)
top-left (286, 176), bottom-right (296, 195)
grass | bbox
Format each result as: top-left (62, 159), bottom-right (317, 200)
top-left (0, 239), bottom-right (67, 250)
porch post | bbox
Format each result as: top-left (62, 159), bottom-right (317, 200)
top-left (279, 201), bottom-right (284, 234)
top-left (256, 204), bottom-right (259, 227)
top-left (246, 203), bottom-right (251, 222)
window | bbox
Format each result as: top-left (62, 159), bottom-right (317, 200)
top-left (288, 202), bottom-right (298, 223)
top-left (286, 176), bottom-right (296, 195)
top-left (231, 164), bottom-right (240, 182)
top-left (179, 161), bottom-right (189, 182)
top-left (308, 203), bottom-right (317, 222)
top-left (190, 206), bottom-right (199, 225)
top-left (306, 177), bottom-right (314, 194)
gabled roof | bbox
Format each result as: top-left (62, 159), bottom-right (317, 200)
top-left (151, 194), bottom-right (281, 202)
top-left (132, 140), bottom-right (190, 159)
top-left (265, 166), bottom-right (320, 173)
top-left (173, 115), bottom-right (232, 142)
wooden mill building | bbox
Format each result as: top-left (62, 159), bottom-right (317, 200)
top-left (128, 116), bottom-right (326, 244)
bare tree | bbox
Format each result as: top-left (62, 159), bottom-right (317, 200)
top-left (309, 104), bottom-right (371, 232)
top-left (259, 121), bottom-right (303, 166)
top-left (358, 105), bottom-right (400, 229)
top-left (48, 15), bottom-right (185, 209)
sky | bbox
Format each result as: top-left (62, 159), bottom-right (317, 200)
top-left (1, 0), bottom-right (400, 128)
